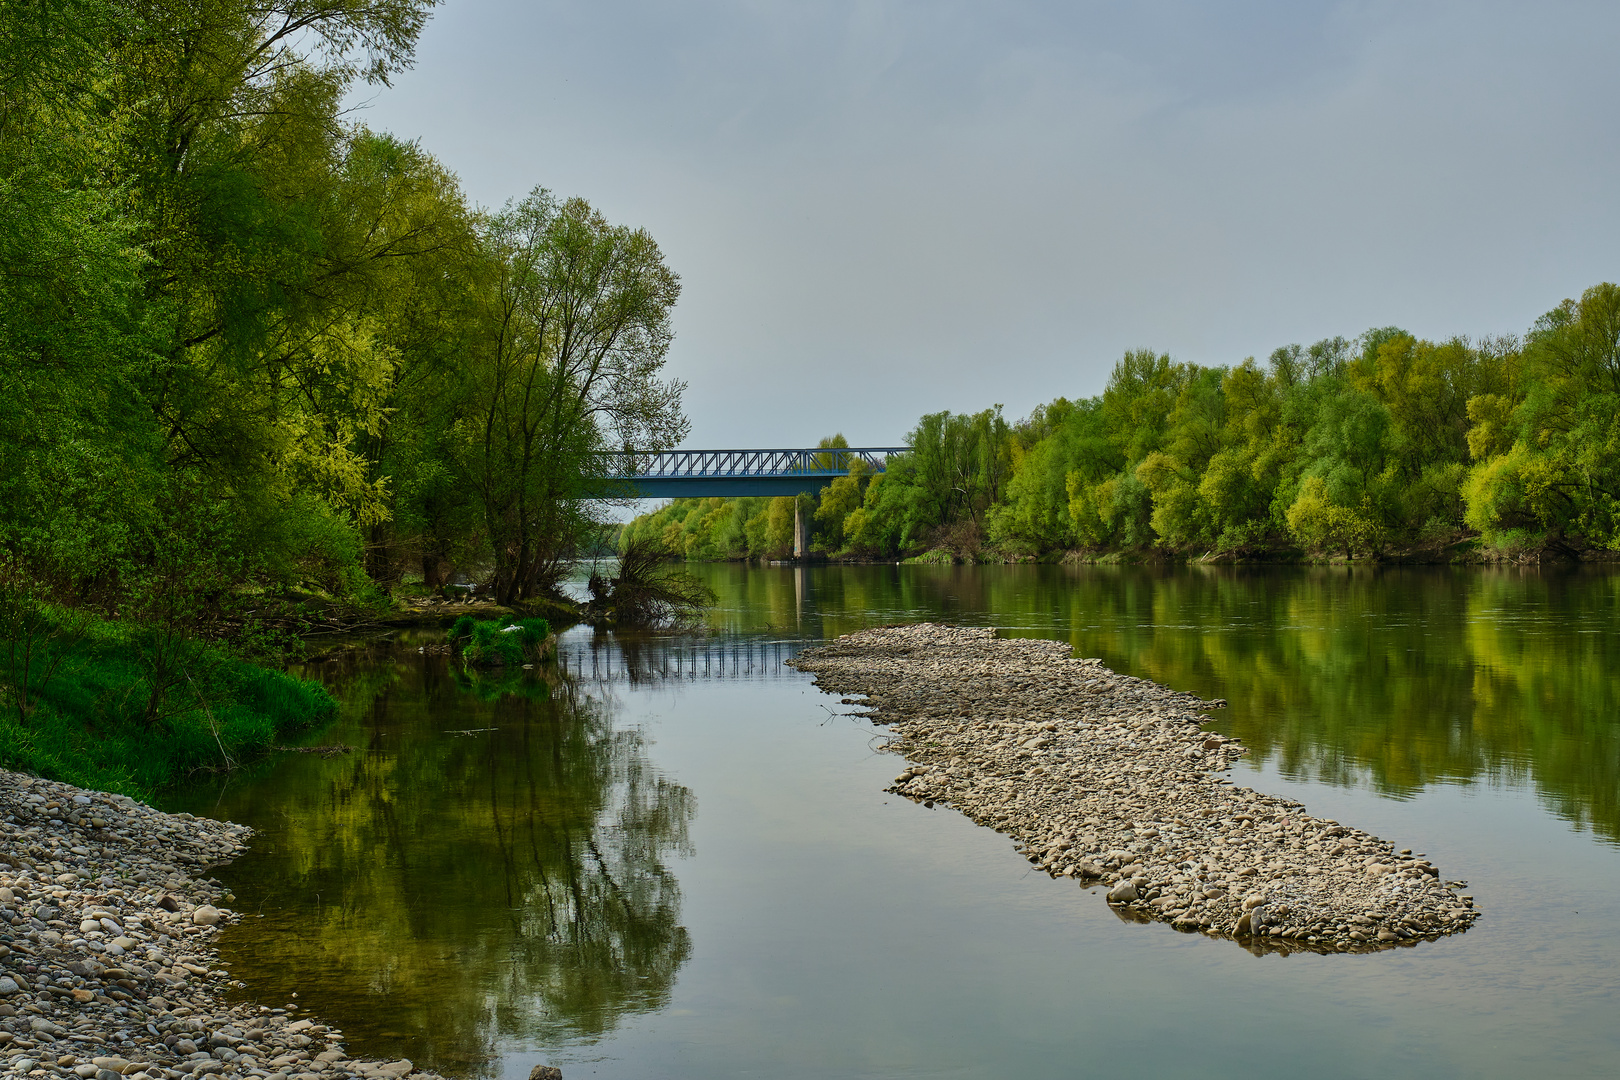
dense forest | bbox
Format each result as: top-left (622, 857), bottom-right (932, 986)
top-left (2, 0), bottom-right (687, 618)
top-left (624, 288), bottom-right (1620, 563)
top-left (0, 0), bottom-right (688, 787)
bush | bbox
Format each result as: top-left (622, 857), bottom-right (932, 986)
top-left (447, 616), bottom-right (552, 666)
top-left (590, 537), bottom-right (716, 626)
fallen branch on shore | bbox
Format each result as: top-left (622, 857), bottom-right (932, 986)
top-left (789, 623), bottom-right (1480, 953)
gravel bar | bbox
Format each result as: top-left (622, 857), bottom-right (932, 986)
top-left (788, 623), bottom-right (1481, 953)
top-left (0, 769), bottom-right (452, 1080)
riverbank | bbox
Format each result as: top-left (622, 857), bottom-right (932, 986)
top-left (0, 610), bottom-right (335, 799)
top-left (647, 531), bottom-right (1620, 569)
top-left (788, 624), bottom-right (1480, 952)
top-left (0, 767), bottom-right (456, 1079)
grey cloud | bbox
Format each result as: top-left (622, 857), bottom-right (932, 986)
top-left (352, 0), bottom-right (1620, 445)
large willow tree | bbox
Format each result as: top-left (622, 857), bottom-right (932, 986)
top-left (457, 191), bottom-right (687, 605)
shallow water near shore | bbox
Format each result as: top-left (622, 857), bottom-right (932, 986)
top-left (165, 564), bottom-right (1620, 1078)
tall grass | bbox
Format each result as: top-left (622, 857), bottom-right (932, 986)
top-left (0, 607), bottom-right (335, 797)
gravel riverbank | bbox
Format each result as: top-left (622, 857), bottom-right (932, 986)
top-left (789, 624), bottom-right (1481, 953)
top-left (0, 769), bottom-right (450, 1080)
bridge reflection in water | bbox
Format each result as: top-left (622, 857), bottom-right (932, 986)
top-left (556, 634), bottom-right (811, 686)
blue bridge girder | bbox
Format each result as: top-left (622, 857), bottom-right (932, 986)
top-left (597, 447), bottom-right (911, 498)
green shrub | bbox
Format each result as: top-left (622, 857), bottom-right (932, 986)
top-left (446, 616), bottom-right (551, 666)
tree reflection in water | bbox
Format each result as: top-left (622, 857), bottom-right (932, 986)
top-left (681, 562), bottom-right (1620, 842)
top-left (173, 565), bottom-right (1620, 1078)
top-left (176, 651), bottom-right (694, 1078)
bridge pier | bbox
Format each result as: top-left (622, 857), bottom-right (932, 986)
top-left (793, 497), bottom-right (811, 559)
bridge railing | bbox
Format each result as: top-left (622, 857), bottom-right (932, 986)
top-left (597, 447), bottom-right (911, 480)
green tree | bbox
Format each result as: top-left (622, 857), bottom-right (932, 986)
top-left (988, 399), bottom-right (1121, 551)
top-left (1463, 283), bottom-right (1620, 549)
top-left (459, 191), bottom-right (686, 603)
top-left (1, 0), bottom-right (445, 602)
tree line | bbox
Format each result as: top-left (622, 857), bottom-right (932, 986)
top-left (1, 0), bottom-right (688, 620)
top-left (625, 283), bottom-right (1620, 561)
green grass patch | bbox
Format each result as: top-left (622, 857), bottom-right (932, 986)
top-left (446, 616), bottom-right (551, 666)
top-left (0, 606), bottom-right (336, 798)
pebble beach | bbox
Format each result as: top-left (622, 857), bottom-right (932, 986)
top-left (0, 770), bottom-right (449, 1080)
top-left (788, 623), bottom-right (1481, 952)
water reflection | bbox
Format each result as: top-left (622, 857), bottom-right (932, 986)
top-left (685, 563), bottom-right (1620, 842)
top-left (170, 649), bottom-right (695, 1078)
top-left (556, 634), bottom-right (807, 685)
top-left (165, 566), bottom-right (1620, 1078)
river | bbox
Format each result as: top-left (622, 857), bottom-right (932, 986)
top-left (166, 563), bottom-right (1620, 1078)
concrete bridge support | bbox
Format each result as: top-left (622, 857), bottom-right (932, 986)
top-left (793, 497), bottom-right (811, 559)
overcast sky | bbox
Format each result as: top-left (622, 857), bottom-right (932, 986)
top-left (347, 0), bottom-right (1620, 448)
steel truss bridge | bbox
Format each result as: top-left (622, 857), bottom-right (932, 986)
top-left (598, 447), bottom-right (910, 498)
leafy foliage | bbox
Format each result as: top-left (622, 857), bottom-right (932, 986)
top-left (453, 191), bottom-right (685, 604)
top-left (1, 0), bottom-right (687, 611)
top-left (0, 0), bottom-right (694, 786)
top-left (627, 284), bottom-right (1620, 561)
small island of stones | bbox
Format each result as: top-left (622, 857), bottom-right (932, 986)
top-left (788, 623), bottom-right (1480, 952)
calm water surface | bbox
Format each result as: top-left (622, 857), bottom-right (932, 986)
top-left (167, 565), bottom-right (1620, 1078)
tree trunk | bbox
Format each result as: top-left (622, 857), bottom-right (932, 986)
top-left (422, 554), bottom-right (453, 589)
